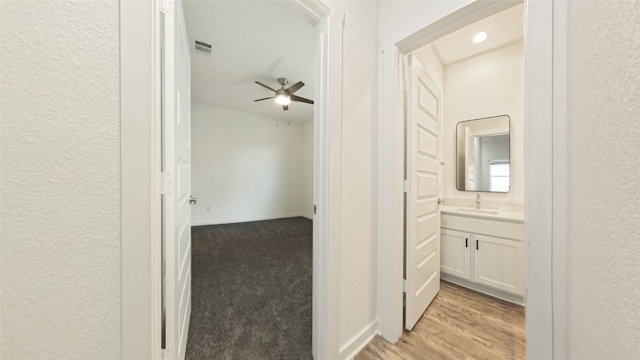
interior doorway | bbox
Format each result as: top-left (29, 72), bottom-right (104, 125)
top-left (181, 2), bottom-right (316, 358)
top-left (156, 0), bottom-right (341, 359)
top-left (120, 0), bottom-right (345, 358)
top-left (378, 0), bottom-right (555, 357)
top-left (398, 2), bottom-right (527, 353)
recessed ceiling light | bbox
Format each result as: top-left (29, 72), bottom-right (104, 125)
top-left (473, 31), bottom-right (488, 43)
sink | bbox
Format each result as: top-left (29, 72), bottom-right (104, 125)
top-left (456, 208), bottom-right (498, 215)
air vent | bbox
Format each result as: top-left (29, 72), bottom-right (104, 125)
top-left (193, 39), bottom-right (212, 56)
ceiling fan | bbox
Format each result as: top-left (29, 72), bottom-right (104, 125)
top-left (254, 78), bottom-right (314, 111)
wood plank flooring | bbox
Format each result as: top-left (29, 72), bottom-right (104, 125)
top-left (356, 281), bottom-right (525, 360)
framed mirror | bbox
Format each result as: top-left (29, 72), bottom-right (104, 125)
top-left (456, 115), bottom-right (510, 192)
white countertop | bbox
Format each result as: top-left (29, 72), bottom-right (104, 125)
top-left (440, 205), bottom-right (524, 222)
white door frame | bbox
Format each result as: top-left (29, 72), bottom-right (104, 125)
top-left (121, 0), bottom-right (344, 359)
top-left (376, 1), bottom-right (563, 359)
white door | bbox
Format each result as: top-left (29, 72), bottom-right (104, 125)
top-left (162, 1), bottom-right (192, 359)
top-left (441, 229), bottom-right (471, 280)
top-left (404, 54), bottom-right (442, 331)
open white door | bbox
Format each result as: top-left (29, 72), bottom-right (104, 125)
top-left (404, 54), bottom-right (442, 331)
top-left (162, 0), bottom-right (192, 359)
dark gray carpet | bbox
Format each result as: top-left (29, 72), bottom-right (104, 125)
top-left (185, 217), bottom-right (313, 360)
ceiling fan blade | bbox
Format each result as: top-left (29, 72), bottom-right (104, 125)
top-left (255, 81), bottom-right (277, 92)
top-left (254, 97), bottom-right (274, 102)
top-left (282, 105), bottom-right (289, 111)
top-left (285, 81), bottom-right (305, 95)
top-left (290, 95), bottom-right (314, 104)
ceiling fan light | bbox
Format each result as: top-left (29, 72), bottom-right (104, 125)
top-left (275, 94), bottom-right (291, 105)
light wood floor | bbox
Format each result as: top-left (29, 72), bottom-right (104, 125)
top-left (356, 281), bottom-right (525, 360)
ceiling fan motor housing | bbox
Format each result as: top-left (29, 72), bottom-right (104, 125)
top-left (278, 78), bottom-right (289, 87)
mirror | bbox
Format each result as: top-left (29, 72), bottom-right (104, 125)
top-left (456, 115), bottom-right (510, 192)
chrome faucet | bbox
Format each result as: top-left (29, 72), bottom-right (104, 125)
top-left (475, 194), bottom-right (481, 209)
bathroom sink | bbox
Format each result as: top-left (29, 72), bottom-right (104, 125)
top-left (455, 208), bottom-right (499, 215)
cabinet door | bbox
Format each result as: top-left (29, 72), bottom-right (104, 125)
top-left (474, 235), bottom-right (523, 295)
top-left (441, 229), bottom-right (471, 280)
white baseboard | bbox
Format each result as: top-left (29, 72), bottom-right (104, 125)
top-left (300, 213), bottom-right (313, 220)
top-left (192, 213), bottom-right (308, 226)
top-left (339, 319), bottom-right (379, 360)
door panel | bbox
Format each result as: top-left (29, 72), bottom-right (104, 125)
top-left (417, 125), bottom-right (438, 158)
top-left (404, 54), bottom-right (442, 331)
top-left (163, 1), bottom-right (192, 359)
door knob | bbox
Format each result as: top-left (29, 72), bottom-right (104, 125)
top-left (189, 196), bottom-right (197, 205)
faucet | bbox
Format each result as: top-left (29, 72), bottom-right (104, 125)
top-left (475, 194), bottom-right (481, 209)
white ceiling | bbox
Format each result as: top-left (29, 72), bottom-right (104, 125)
top-left (420, 3), bottom-right (524, 66)
top-left (183, 1), bottom-right (316, 122)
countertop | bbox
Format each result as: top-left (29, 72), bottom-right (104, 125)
top-left (440, 205), bottom-right (524, 223)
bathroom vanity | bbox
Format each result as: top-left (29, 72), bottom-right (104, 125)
top-left (440, 206), bottom-right (526, 305)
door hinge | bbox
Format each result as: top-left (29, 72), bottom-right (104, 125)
top-left (161, 172), bottom-right (174, 195)
top-left (161, 0), bottom-right (174, 14)
top-left (403, 179), bottom-right (410, 193)
top-left (313, 204), bottom-right (317, 215)
top-left (403, 279), bottom-right (410, 293)
top-left (162, 348), bottom-right (174, 360)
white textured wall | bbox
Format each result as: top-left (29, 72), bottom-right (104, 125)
top-left (301, 120), bottom-right (313, 219)
top-left (566, 0), bottom-right (640, 357)
top-left (339, 0), bottom-right (379, 353)
top-left (191, 103), bottom-right (307, 225)
top-left (0, 1), bottom-right (121, 358)
top-left (443, 41), bottom-right (524, 204)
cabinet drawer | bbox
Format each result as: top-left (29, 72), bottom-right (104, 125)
top-left (441, 214), bottom-right (523, 240)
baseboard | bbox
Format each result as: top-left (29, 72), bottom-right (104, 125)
top-left (192, 213), bottom-right (307, 226)
top-left (441, 273), bottom-right (526, 306)
top-left (339, 319), bottom-right (379, 360)
top-left (301, 213), bottom-right (313, 220)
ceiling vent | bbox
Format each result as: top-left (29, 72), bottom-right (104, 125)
top-left (192, 39), bottom-right (212, 56)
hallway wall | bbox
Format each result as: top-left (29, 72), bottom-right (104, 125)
top-left (338, 1), bottom-right (380, 356)
top-left (566, 0), bottom-right (640, 357)
top-left (0, 1), bottom-right (121, 358)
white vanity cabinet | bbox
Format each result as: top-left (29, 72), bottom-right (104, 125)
top-left (441, 229), bottom-right (471, 279)
top-left (441, 210), bottom-right (526, 303)
top-left (474, 234), bottom-right (523, 295)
